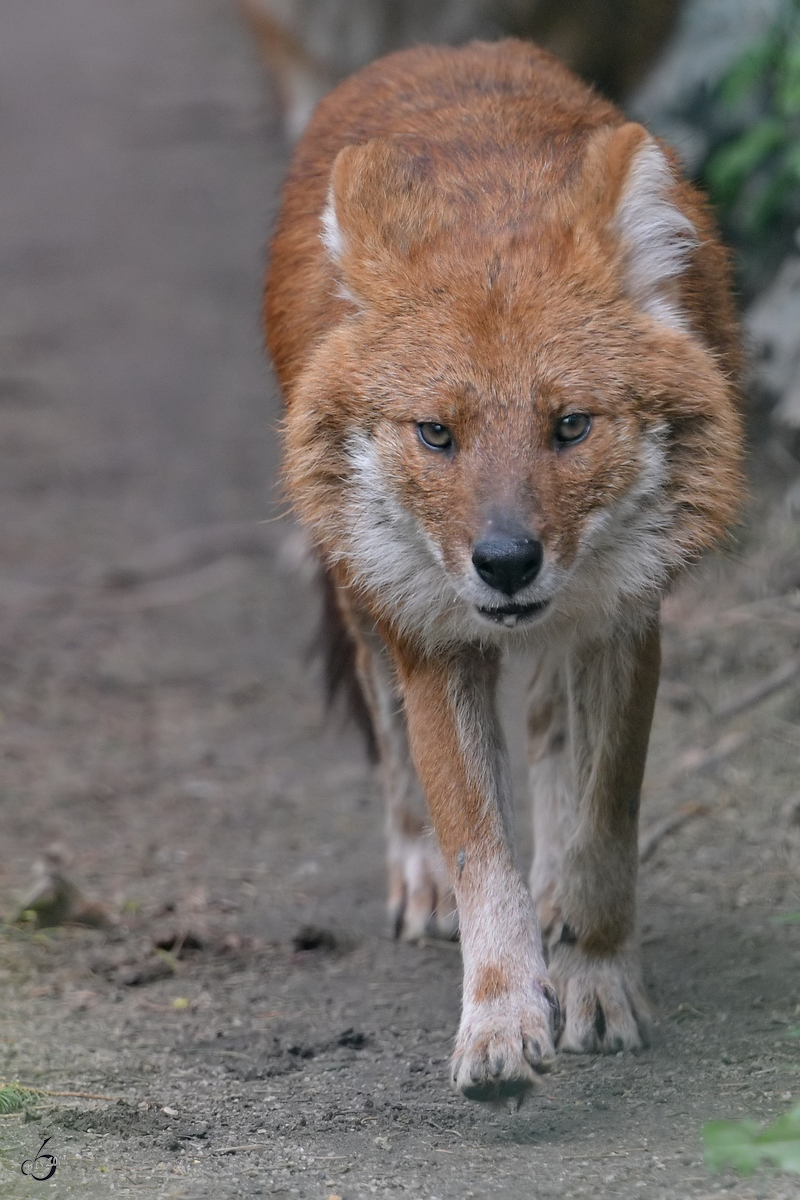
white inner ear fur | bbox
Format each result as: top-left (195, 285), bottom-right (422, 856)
top-left (615, 138), bottom-right (698, 332)
top-left (321, 189), bottom-right (361, 306)
top-left (321, 187), bottom-right (345, 262)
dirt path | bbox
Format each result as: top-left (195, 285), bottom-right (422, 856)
top-left (1, 2), bottom-right (799, 1198)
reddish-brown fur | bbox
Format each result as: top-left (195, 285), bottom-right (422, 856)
top-left (266, 40), bottom-right (743, 1102)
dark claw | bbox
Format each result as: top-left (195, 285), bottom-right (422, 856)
top-left (593, 1000), bottom-right (607, 1044)
top-left (392, 884), bottom-right (407, 940)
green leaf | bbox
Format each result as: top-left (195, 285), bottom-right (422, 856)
top-left (785, 140), bottom-right (800, 178)
top-left (704, 1118), bottom-right (764, 1173)
top-left (703, 1104), bottom-right (800, 1175)
top-left (771, 910), bottom-right (800, 924)
top-left (0, 1084), bottom-right (40, 1115)
top-left (718, 32), bottom-right (781, 105)
top-left (744, 169), bottom-right (796, 234)
top-left (705, 120), bottom-right (787, 207)
top-left (776, 33), bottom-right (800, 112)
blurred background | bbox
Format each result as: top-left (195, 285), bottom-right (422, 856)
top-left (0, 2), bottom-right (798, 1192)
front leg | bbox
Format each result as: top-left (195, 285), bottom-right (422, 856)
top-left (528, 615), bottom-right (660, 1053)
top-left (345, 610), bottom-right (456, 941)
top-left (398, 642), bottom-right (560, 1102)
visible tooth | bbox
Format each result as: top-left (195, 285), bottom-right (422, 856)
top-left (503, 614), bottom-right (517, 628)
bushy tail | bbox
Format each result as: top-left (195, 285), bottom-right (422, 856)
top-left (235, 0), bottom-right (329, 141)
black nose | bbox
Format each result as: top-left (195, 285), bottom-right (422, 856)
top-left (472, 535), bottom-right (543, 595)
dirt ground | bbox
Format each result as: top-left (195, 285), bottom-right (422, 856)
top-left (1, 2), bottom-right (799, 1198)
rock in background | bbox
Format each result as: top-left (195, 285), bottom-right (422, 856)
top-left (632, 0), bottom-right (800, 447)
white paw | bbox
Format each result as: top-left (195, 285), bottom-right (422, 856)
top-left (548, 942), bottom-right (651, 1054)
top-left (451, 980), bottom-right (559, 1103)
top-left (388, 832), bottom-right (458, 941)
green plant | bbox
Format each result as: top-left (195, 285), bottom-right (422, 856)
top-left (703, 1104), bottom-right (800, 1174)
top-left (771, 910), bottom-right (800, 923)
top-left (0, 1083), bottom-right (40, 1115)
top-left (701, 903), bottom-right (800, 1176)
top-left (704, 0), bottom-right (800, 238)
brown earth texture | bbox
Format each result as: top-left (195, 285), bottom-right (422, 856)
top-left (1, 2), bottom-right (799, 1198)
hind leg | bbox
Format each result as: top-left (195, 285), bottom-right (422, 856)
top-left (528, 617), bottom-right (659, 1053)
top-left (337, 591), bottom-right (457, 941)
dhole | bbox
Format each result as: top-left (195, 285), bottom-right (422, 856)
top-left (266, 40), bottom-right (743, 1103)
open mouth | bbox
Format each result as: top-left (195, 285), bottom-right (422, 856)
top-left (476, 599), bottom-right (550, 628)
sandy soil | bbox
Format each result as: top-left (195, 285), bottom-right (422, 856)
top-left (1, 2), bottom-right (799, 1198)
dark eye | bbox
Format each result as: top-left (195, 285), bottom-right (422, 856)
top-left (554, 413), bottom-right (591, 446)
top-left (417, 421), bottom-right (454, 451)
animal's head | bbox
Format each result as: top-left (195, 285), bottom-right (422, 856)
top-left (284, 125), bottom-right (743, 649)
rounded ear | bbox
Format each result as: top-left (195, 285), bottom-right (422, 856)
top-left (321, 138), bottom-right (452, 300)
top-left (580, 122), bottom-right (698, 331)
